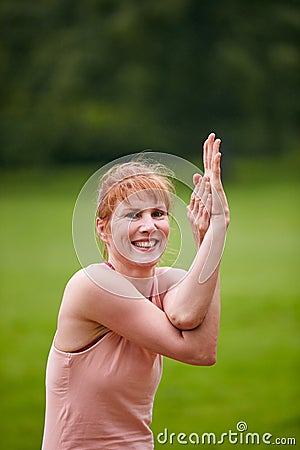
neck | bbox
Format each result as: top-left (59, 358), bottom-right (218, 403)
top-left (108, 255), bottom-right (156, 279)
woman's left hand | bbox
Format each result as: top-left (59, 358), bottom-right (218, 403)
top-left (203, 133), bottom-right (230, 228)
top-left (186, 175), bottom-right (212, 249)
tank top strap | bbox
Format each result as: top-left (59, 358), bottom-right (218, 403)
top-left (103, 261), bottom-right (115, 270)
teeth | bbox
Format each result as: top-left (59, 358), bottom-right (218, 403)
top-left (132, 240), bottom-right (157, 248)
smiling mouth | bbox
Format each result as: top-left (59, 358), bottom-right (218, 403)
top-left (131, 239), bottom-right (159, 249)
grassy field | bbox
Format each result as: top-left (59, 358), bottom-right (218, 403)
top-left (0, 162), bottom-right (299, 449)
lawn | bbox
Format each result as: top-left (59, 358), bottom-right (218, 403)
top-left (0, 161), bottom-right (299, 449)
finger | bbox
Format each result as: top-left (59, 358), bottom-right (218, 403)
top-left (193, 178), bottom-right (206, 212)
top-left (192, 194), bottom-right (201, 217)
top-left (193, 173), bottom-right (202, 186)
top-left (192, 175), bottom-right (205, 203)
top-left (190, 182), bottom-right (203, 218)
top-left (187, 203), bottom-right (200, 225)
top-left (212, 138), bottom-right (221, 172)
top-left (205, 193), bottom-right (212, 216)
top-left (186, 207), bottom-right (196, 226)
top-left (197, 201), bottom-right (210, 226)
top-left (198, 176), bottom-right (208, 199)
top-left (200, 180), bottom-right (211, 207)
top-left (186, 205), bottom-right (192, 219)
top-left (193, 180), bottom-right (210, 223)
top-left (206, 133), bottom-right (215, 172)
top-left (189, 197), bottom-right (195, 211)
top-left (203, 138), bottom-right (209, 173)
top-left (190, 174), bottom-right (202, 209)
top-left (212, 152), bottom-right (222, 187)
top-left (195, 192), bottom-right (211, 232)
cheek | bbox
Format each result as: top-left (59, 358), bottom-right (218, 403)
top-left (112, 219), bottom-right (132, 243)
top-left (127, 221), bottom-right (141, 240)
top-left (161, 219), bottom-right (170, 238)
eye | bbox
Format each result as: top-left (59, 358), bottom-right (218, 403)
top-left (125, 211), bottom-right (139, 219)
top-left (152, 210), bottom-right (167, 218)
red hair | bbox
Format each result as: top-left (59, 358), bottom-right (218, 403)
top-left (97, 159), bottom-right (176, 233)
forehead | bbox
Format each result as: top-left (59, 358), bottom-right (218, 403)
top-left (117, 189), bottom-right (168, 210)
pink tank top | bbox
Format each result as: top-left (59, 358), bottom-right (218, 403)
top-left (41, 272), bottom-right (163, 450)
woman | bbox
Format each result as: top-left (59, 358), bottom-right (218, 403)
top-left (41, 133), bottom-right (230, 449)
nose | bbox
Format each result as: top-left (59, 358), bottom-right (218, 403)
top-left (139, 213), bottom-right (157, 233)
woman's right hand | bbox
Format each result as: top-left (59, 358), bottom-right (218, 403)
top-left (186, 175), bottom-right (212, 249)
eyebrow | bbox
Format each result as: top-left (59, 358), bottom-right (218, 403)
top-left (121, 204), bottom-right (167, 212)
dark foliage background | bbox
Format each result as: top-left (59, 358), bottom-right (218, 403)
top-left (0, 0), bottom-right (299, 166)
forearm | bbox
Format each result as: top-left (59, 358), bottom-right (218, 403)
top-left (164, 218), bottom-right (225, 329)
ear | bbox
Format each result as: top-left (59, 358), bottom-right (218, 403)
top-left (96, 217), bottom-right (109, 243)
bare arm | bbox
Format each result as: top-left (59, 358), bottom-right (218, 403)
top-left (60, 264), bottom-right (218, 366)
top-left (163, 219), bottom-right (224, 329)
top-left (163, 133), bottom-right (230, 330)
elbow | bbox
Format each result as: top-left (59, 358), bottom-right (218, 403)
top-left (169, 312), bottom-right (205, 331)
top-left (185, 340), bottom-right (218, 366)
top-left (192, 351), bottom-right (217, 367)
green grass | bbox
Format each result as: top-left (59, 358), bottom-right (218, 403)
top-left (0, 163), bottom-right (299, 449)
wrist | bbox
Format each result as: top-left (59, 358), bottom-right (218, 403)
top-left (211, 212), bottom-right (230, 228)
top-left (208, 217), bottom-right (227, 240)
top-left (210, 214), bottom-right (226, 225)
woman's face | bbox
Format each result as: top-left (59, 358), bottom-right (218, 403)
top-left (106, 189), bottom-right (170, 267)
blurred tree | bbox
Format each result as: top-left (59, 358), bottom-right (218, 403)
top-left (0, 0), bottom-right (299, 165)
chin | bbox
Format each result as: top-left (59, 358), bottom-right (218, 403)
top-left (135, 257), bottom-right (160, 267)
top-left (126, 252), bottom-right (159, 265)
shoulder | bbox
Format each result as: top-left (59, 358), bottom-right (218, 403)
top-left (156, 266), bottom-right (187, 293)
top-left (60, 264), bottom-right (145, 322)
top-left (65, 264), bottom-right (107, 293)
top-left (65, 264), bottom-right (144, 300)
